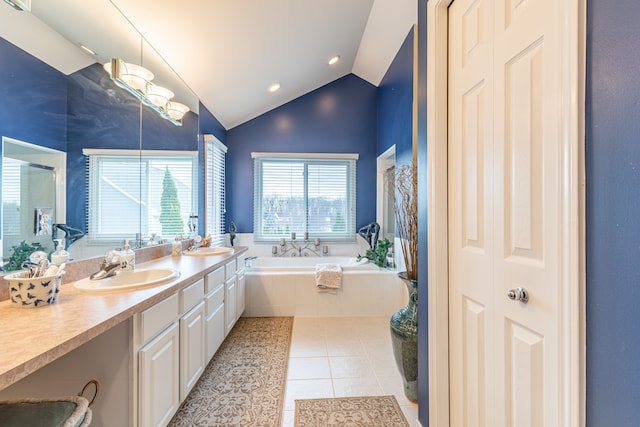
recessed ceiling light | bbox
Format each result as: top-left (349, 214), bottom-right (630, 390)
top-left (269, 83), bottom-right (281, 93)
top-left (328, 55), bottom-right (340, 65)
top-left (79, 44), bottom-right (97, 56)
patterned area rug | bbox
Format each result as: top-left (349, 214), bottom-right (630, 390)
top-left (294, 396), bottom-right (410, 427)
top-left (169, 317), bottom-right (293, 427)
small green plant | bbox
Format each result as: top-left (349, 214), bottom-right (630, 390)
top-left (3, 241), bottom-right (46, 272)
top-left (357, 237), bottom-right (393, 268)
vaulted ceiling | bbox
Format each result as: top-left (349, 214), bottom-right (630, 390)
top-left (0, 0), bottom-right (416, 129)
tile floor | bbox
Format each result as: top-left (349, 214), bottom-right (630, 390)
top-left (281, 316), bottom-right (419, 426)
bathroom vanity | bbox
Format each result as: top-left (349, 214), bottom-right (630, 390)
top-left (0, 247), bottom-right (247, 427)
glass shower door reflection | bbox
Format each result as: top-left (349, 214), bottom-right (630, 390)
top-left (2, 159), bottom-right (56, 262)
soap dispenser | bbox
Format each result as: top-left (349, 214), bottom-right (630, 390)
top-left (121, 239), bottom-right (135, 271)
top-left (51, 239), bottom-right (69, 266)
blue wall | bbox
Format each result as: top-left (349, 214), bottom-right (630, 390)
top-left (0, 37), bottom-right (67, 152)
top-left (416, 0), bottom-right (429, 423)
top-left (225, 74), bottom-right (378, 233)
top-left (585, 0), bottom-right (640, 425)
top-left (377, 27), bottom-right (414, 164)
top-left (0, 37), bottom-right (68, 240)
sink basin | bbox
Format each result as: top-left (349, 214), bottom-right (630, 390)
top-left (74, 268), bottom-right (179, 291)
top-left (183, 247), bottom-right (234, 256)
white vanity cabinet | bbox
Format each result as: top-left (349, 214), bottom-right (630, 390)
top-left (135, 293), bottom-right (181, 427)
top-left (138, 322), bottom-right (180, 427)
top-left (224, 260), bottom-right (238, 336)
top-left (135, 278), bottom-right (207, 426)
top-left (134, 255), bottom-right (247, 425)
top-left (236, 253), bottom-right (246, 318)
top-left (178, 279), bottom-right (205, 401)
top-left (205, 266), bottom-right (226, 361)
top-left (236, 268), bottom-right (246, 318)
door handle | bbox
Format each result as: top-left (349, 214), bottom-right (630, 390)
top-left (507, 287), bottom-right (529, 304)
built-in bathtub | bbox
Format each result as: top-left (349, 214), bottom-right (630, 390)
top-left (244, 256), bottom-right (407, 317)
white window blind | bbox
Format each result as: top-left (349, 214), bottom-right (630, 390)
top-left (2, 160), bottom-right (21, 237)
top-left (204, 135), bottom-right (227, 246)
top-left (252, 153), bottom-right (357, 242)
top-left (85, 150), bottom-right (197, 242)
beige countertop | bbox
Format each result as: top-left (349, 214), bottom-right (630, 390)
top-left (0, 247), bottom-right (247, 391)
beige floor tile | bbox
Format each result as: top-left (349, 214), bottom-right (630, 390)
top-left (283, 316), bottom-right (418, 426)
top-left (332, 377), bottom-right (384, 397)
top-left (281, 410), bottom-right (295, 427)
top-left (287, 357), bottom-right (331, 379)
top-left (368, 354), bottom-right (400, 377)
top-left (289, 338), bottom-right (327, 357)
top-left (325, 337), bottom-right (366, 357)
top-left (400, 404), bottom-right (419, 427)
top-left (329, 356), bottom-right (375, 378)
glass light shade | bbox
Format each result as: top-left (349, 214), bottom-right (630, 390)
top-left (166, 101), bottom-right (190, 120)
top-left (145, 84), bottom-right (174, 108)
top-left (103, 59), bottom-right (153, 92)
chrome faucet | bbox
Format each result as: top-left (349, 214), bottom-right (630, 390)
top-left (90, 251), bottom-right (123, 280)
top-left (187, 235), bottom-right (203, 252)
top-left (272, 233), bottom-right (325, 257)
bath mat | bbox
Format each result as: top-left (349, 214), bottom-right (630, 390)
top-left (168, 317), bottom-right (293, 427)
top-left (294, 395), bottom-right (410, 427)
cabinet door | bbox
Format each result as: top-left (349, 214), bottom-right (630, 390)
top-left (139, 322), bottom-right (180, 427)
top-left (225, 276), bottom-right (237, 336)
top-left (236, 272), bottom-right (245, 319)
top-left (205, 303), bottom-right (225, 361)
top-left (179, 301), bottom-right (205, 402)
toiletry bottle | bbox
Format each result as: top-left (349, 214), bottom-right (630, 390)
top-left (172, 235), bottom-right (183, 257)
top-left (121, 239), bottom-right (135, 271)
top-left (51, 239), bottom-right (69, 266)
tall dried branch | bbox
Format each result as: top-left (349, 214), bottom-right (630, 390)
top-left (386, 163), bottom-right (418, 281)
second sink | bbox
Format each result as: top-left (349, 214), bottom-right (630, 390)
top-left (183, 247), bottom-right (234, 256)
top-left (74, 268), bottom-right (179, 292)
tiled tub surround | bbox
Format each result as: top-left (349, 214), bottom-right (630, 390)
top-left (0, 245), bottom-right (247, 391)
top-left (244, 257), bottom-right (407, 317)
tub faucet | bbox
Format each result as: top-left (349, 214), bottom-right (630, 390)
top-left (90, 251), bottom-right (123, 280)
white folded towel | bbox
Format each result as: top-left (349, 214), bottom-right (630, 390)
top-left (315, 263), bottom-right (342, 293)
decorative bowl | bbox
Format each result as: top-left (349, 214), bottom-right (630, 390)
top-left (4, 271), bottom-right (64, 308)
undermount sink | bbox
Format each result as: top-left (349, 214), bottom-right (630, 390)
top-left (183, 246), bottom-right (234, 256)
top-left (74, 268), bottom-right (179, 292)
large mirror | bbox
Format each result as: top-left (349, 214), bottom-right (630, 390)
top-left (0, 0), bottom-right (200, 265)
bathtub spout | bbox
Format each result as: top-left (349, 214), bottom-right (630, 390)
top-left (274, 236), bottom-right (325, 257)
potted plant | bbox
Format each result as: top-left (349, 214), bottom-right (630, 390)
top-left (356, 237), bottom-right (393, 268)
top-left (387, 163), bottom-right (418, 402)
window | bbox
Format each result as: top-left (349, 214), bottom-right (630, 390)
top-left (85, 149), bottom-right (197, 242)
top-left (204, 135), bottom-right (227, 246)
top-left (252, 152), bottom-right (357, 242)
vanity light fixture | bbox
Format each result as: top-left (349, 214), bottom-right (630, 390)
top-left (328, 55), bottom-right (340, 65)
top-left (103, 58), bottom-right (190, 126)
top-left (145, 84), bottom-right (174, 108)
top-left (2, 0), bottom-right (30, 11)
top-left (269, 83), bottom-right (281, 93)
top-left (166, 101), bottom-right (190, 121)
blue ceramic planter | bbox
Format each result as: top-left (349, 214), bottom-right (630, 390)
top-left (390, 271), bottom-right (418, 402)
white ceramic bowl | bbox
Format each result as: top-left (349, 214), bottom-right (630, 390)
top-left (4, 271), bottom-right (64, 308)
